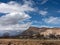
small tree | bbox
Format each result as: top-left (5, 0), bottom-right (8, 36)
top-left (36, 33), bottom-right (44, 39)
top-left (49, 34), bottom-right (56, 39)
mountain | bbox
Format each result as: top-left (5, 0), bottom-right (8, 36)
top-left (0, 27), bottom-right (60, 38)
top-left (21, 27), bottom-right (40, 35)
top-left (21, 27), bottom-right (60, 38)
top-left (21, 27), bottom-right (50, 35)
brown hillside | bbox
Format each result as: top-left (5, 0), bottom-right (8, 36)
top-left (21, 27), bottom-right (60, 37)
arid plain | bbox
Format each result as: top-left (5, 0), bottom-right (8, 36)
top-left (0, 39), bottom-right (60, 45)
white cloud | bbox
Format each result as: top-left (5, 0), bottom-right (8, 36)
top-left (31, 20), bottom-right (42, 27)
top-left (0, 1), bottom-right (34, 30)
top-left (57, 10), bottom-right (60, 13)
top-left (23, 0), bottom-right (33, 6)
top-left (39, 25), bottom-right (53, 28)
top-left (41, 0), bottom-right (48, 5)
top-left (40, 25), bottom-right (49, 27)
top-left (43, 16), bottom-right (60, 24)
top-left (0, 1), bottom-right (34, 13)
top-left (39, 10), bottom-right (48, 15)
top-left (0, 22), bottom-right (31, 30)
top-left (31, 20), bottom-right (42, 24)
top-left (0, 12), bottom-right (31, 25)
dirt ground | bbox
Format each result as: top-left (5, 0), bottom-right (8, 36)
top-left (0, 39), bottom-right (60, 45)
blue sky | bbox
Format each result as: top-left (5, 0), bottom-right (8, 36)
top-left (0, 0), bottom-right (60, 29)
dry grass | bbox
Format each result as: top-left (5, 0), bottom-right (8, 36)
top-left (0, 39), bottom-right (60, 45)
